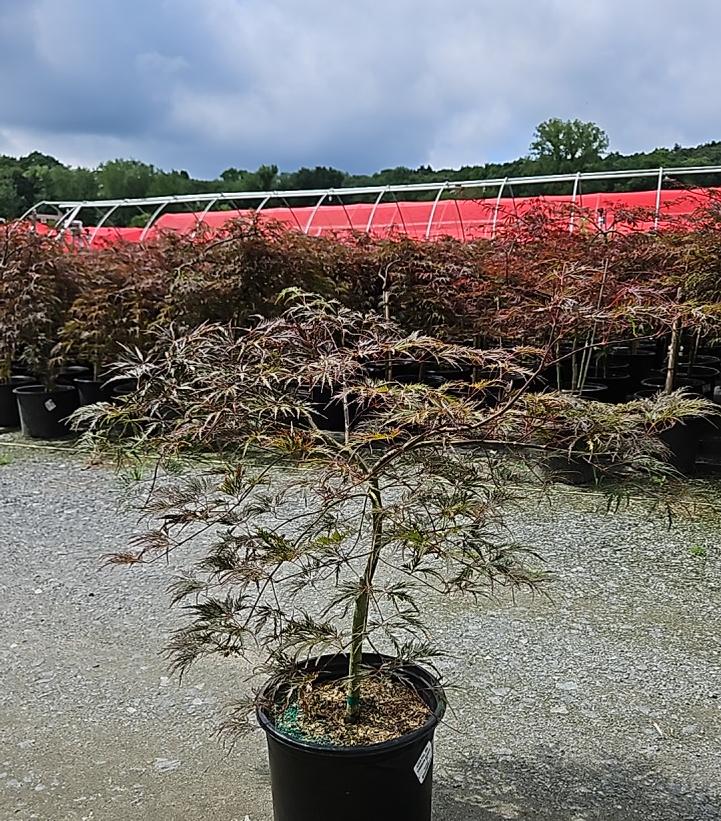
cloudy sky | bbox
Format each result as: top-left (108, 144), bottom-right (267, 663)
top-left (0, 0), bottom-right (719, 178)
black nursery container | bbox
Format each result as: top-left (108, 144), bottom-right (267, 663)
top-left (109, 379), bottom-right (139, 402)
top-left (0, 375), bottom-right (35, 427)
top-left (632, 389), bottom-right (703, 474)
top-left (676, 364), bottom-right (720, 397)
top-left (13, 384), bottom-right (79, 439)
top-left (609, 344), bottom-right (658, 389)
top-left (659, 421), bottom-right (702, 475)
top-left (75, 378), bottom-right (115, 406)
top-left (559, 382), bottom-right (609, 400)
top-left (257, 653), bottom-right (446, 821)
top-left (311, 385), bottom-right (348, 432)
top-left (591, 365), bottom-right (632, 403)
top-left (640, 375), bottom-right (705, 395)
top-left (56, 365), bottom-right (93, 386)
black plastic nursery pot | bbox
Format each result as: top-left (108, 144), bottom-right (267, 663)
top-left (10, 362), bottom-right (30, 376)
top-left (310, 385), bottom-right (356, 432)
top-left (559, 381), bottom-right (609, 401)
top-left (56, 365), bottom-right (94, 386)
top-left (257, 653), bottom-right (446, 821)
top-left (676, 364), bottom-right (720, 396)
top-left (609, 344), bottom-right (658, 389)
top-left (693, 354), bottom-right (721, 369)
top-left (658, 420), bottom-right (702, 475)
top-left (640, 375), bottom-right (706, 396)
top-left (593, 373), bottom-right (632, 403)
top-left (364, 359), bottom-right (422, 382)
top-left (422, 366), bottom-right (472, 385)
top-left (590, 364), bottom-right (632, 403)
top-left (542, 453), bottom-right (597, 485)
top-left (108, 379), bottom-right (139, 402)
top-left (0, 375), bottom-right (35, 427)
top-left (13, 384), bottom-right (79, 439)
top-left (632, 389), bottom-right (702, 474)
top-left (75, 378), bottom-right (114, 406)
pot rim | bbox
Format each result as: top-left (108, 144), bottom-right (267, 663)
top-left (2, 375), bottom-right (36, 386)
top-left (641, 376), bottom-right (705, 388)
top-left (12, 384), bottom-right (77, 396)
top-left (559, 381), bottom-right (609, 394)
top-left (609, 345), bottom-right (657, 355)
top-left (257, 652), bottom-right (446, 757)
top-left (674, 364), bottom-right (720, 376)
top-left (593, 371), bottom-right (632, 380)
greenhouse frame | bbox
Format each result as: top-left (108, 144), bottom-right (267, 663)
top-left (21, 164), bottom-right (721, 247)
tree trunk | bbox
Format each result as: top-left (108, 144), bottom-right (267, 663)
top-left (472, 333), bottom-right (481, 382)
top-left (382, 267), bottom-right (392, 382)
top-left (346, 477), bottom-right (383, 721)
top-left (571, 347), bottom-right (579, 392)
top-left (665, 318), bottom-right (682, 394)
top-left (555, 343), bottom-right (562, 391)
top-left (665, 290), bottom-right (684, 395)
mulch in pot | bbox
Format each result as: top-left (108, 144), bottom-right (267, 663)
top-left (273, 673), bottom-right (430, 747)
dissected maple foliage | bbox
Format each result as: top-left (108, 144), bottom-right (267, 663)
top-left (2, 201), bottom-right (721, 385)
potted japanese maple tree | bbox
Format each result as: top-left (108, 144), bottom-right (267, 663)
top-left (77, 291), bottom-right (710, 821)
top-left (0, 224), bottom-right (78, 436)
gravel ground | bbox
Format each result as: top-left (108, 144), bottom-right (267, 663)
top-left (1, 435), bottom-right (720, 821)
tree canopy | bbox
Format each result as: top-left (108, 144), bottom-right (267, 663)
top-left (529, 118), bottom-right (610, 174)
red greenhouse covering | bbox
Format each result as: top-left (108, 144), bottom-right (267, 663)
top-left (147, 187), bottom-right (720, 244)
top-left (35, 185), bottom-right (721, 249)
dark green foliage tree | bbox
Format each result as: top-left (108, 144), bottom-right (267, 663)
top-left (97, 159), bottom-right (156, 199)
top-left (0, 170), bottom-right (22, 219)
top-left (47, 166), bottom-right (99, 201)
top-left (147, 170), bottom-right (197, 198)
top-left (252, 164), bottom-right (279, 191)
top-left (219, 167), bottom-right (247, 184)
top-left (529, 118), bottom-right (610, 174)
top-left (281, 165), bottom-right (347, 190)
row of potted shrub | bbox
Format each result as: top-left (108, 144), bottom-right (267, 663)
top-left (0, 362), bottom-right (136, 437)
top-left (2, 201), bottom-right (721, 448)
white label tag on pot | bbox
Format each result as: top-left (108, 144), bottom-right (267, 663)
top-left (44, 399), bottom-right (57, 412)
top-left (414, 741), bottom-right (433, 784)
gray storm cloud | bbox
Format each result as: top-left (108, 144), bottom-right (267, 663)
top-left (0, 0), bottom-right (719, 176)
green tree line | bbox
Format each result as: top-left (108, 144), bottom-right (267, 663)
top-left (3, 119), bottom-right (721, 220)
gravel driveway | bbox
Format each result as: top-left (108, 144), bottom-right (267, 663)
top-left (1, 437), bottom-right (720, 820)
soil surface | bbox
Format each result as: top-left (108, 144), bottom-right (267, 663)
top-left (1, 433), bottom-right (721, 820)
top-left (274, 674), bottom-right (431, 746)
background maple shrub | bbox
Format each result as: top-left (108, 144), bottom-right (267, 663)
top-left (2, 200), bottom-right (721, 382)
